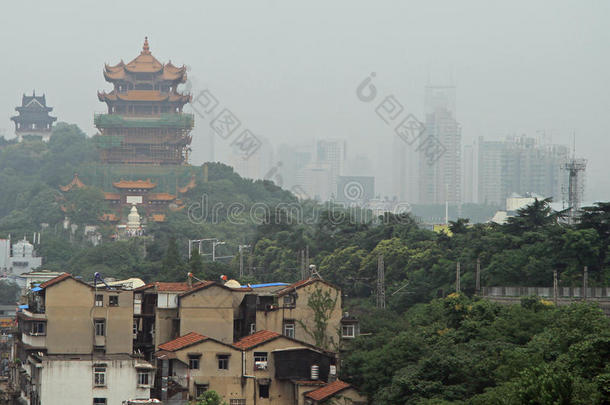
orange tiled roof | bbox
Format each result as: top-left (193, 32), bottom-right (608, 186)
top-left (304, 380), bottom-right (351, 401)
top-left (59, 173), bottom-right (86, 192)
top-left (103, 38), bottom-right (187, 82)
top-left (104, 192), bottom-right (121, 200)
top-left (177, 174), bottom-right (197, 194)
top-left (233, 330), bottom-right (281, 350)
top-left (112, 179), bottom-right (157, 189)
top-left (158, 332), bottom-right (208, 352)
top-left (39, 273), bottom-right (71, 289)
top-left (101, 213), bottom-right (119, 222)
top-left (148, 193), bottom-right (176, 201)
top-left (151, 214), bottom-right (166, 222)
top-left (104, 64), bottom-right (187, 82)
top-left (97, 90), bottom-right (190, 103)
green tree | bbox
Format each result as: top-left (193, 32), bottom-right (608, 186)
top-left (297, 285), bottom-right (339, 350)
top-left (0, 280), bottom-right (20, 304)
top-left (196, 390), bottom-right (227, 405)
top-left (160, 237), bottom-right (186, 281)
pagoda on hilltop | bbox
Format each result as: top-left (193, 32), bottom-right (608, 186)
top-left (11, 91), bottom-right (57, 142)
top-left (95, 37), bottom-right (194, 165)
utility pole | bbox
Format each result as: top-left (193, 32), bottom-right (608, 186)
top-left (188, 238), bottom-right (217, 259)
top-left (553, 270), bottom-right (559, 306)
top-left (305, 245), bottom-right (310, 275)
top-left (475, 257), bottom-right (481, 295)
top-left (212, 240), bottom-right (226, 262)
top-left (455, 261), bottom-right (461, 293)
top-left (583, 266), bottom-right (588, 301)
top-left (376, 255), bottom-right (385, 309)
top-left (238, 245), bottom-right (251, 278)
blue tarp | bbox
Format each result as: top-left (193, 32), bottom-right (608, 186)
top-left (240, 282), bottom-right (290, 288)
top-left (31, 287), bottom-right (42, 292)
top-left (18, 304), bottom-right (29, 309)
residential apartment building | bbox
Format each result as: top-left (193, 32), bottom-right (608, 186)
top-left (155, 330), bottom-right (366, 405)
top-left (315, 139), bottom-right (347, 200)
top-left (12, 274), bottom-right (154, 405)
top-left (12, 273), bottom-right (360, 405)
top-left (134, 278), bottom-right (347, 360)
top-left (478, 135), bottom-right (569, 207)
top-left (418, 86), bottom-right (461, 205)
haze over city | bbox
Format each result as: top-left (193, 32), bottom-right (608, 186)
top-left (1, 0), bottom-right (609, 200)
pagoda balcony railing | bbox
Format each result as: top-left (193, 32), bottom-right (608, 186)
top-left (94, 113), bottom-right (194, 129)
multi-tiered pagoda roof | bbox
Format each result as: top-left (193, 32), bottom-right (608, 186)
top-left (94, 37), bottom-right (194, 165)
top-left (11, 91), bottom-right (57, 142)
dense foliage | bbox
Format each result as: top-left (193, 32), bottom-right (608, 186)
top-left (342, 295), bottom-right (610, 404)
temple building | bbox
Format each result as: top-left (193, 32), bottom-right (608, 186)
top-left (10, 91), bottom-right (57, 142)
top-left (59, 174), bottom-right (196, 226)
top-left (95, 37), bottom-right (193, 165)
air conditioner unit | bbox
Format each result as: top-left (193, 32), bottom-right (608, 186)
top-left (254, 361), bottom-right (268, 370)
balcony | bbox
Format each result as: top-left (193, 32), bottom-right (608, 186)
top-left (20, 309), bottom-right (46, 320)
top-left (94, 113), bottom-right (195, 129)
top-left (21, 333), bottom-right (46, 348)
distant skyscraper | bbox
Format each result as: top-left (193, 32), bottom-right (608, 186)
top-left (276, 142), bottom-right (313, 189)
top-left (462, 142), bottom-right (477, 203)
top-left (226, 136), bottom-right (274, 180)
top-left (418, 86), bottom-right (461, 205)
top-left (296, 162), bottom-right (333, 201)
top-left (316, 139), bottom-right (346, 198)
top-left (392, 134), bottom-right (419, 202)
top-left (477, 138), bottom-right (508, 205)
top-left (347, 154), bottom-right (373, 177)
top-left (478, 135), bottom-right (569, 207)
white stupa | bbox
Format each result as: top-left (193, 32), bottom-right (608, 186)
top-left (126, 205), bottom-right (141, 232)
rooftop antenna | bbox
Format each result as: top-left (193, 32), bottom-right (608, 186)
top-left (562, 131), bottom-right (587, 224)
top-left (309, 264), bottom-right (322, 279)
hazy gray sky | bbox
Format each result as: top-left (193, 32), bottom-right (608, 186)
top-left (1, 1), bottom-right (609, 200)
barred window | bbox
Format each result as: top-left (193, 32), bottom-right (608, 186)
top-left (137, 371), bottom-right (149, 386)
top-left (94, 367), bottom-right (106, 386)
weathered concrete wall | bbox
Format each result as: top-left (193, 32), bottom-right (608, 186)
top-left (39, 359), bottom-right (149, 405)
top-left (257, 282), bottom-right (343, 350)
top-left (179, 286), bottom-right (234, 343)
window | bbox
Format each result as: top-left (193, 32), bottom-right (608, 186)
top-left (283, 321), bottom-right (295, 338)
top-left (95, 320), bottom-right (105, 337)
top-left (196, 384), bottom-right (209, 398)
top-left (249, 323), bottom-right (256, 335)
top-left (93, 367), bottom-right (106, 386)
top-left (230, 400), bottom-right (246, 405)
top-left (254, 352), bottom-right (268, 370)
top-left (95, 294), bottom-right (103, 307)
top-left (188, 355), bottom-right (200, 370)
top-left (259, 382), bottom-right (270, 398)
top-left (133, 320), bottom-right (138, 338)
top-left (283, 294), bottom-right (296, 307)
top-left (31, 322), bottom-right (45, 335)
top-left (342, 324), bottom-right (356, 338)
top-left (137, 371), bottom-right (149, 386)
top-left (217, 354), bottom-right (229, 370)
top-left (108, 296), bottom-right (119, 307)
top-left (93, 399), bottom-right (107, 405)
